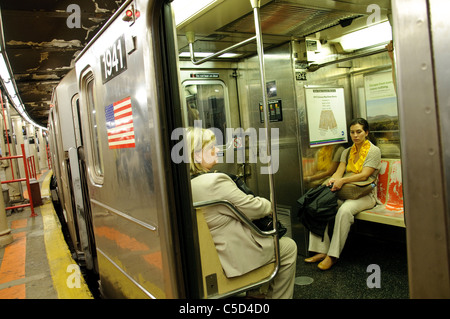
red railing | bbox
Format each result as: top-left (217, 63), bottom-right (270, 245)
top-left (27, 155), bottom-right (37, 180)
top-left (0, 144), bottom-right (36, 217)
top-left (46, 145), bottom-right (52, 169)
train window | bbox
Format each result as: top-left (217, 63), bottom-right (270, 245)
top-left (84, 76), bottom-right (104, 184)
top-left (71, 95), bottom-right (83, 148)
top-left (182, 81), bottom-right (230, 146)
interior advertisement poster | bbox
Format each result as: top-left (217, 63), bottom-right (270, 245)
top-left (364, 71), bottom-right (398, 129)
top-left (305, 87), bottom-right (347, 147)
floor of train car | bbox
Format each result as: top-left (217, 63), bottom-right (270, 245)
top-left (293, 222), bottom-right (409, 299)
top-left (53, 197), bottom-right (409, 299)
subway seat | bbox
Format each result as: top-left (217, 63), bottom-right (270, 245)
top-left (355, 159), bottom-right (406, 227)
top-left (195, 207), bottom-right (276, 298)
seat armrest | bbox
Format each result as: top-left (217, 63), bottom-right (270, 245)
top-left (193, 199), bottom-right (277, 237)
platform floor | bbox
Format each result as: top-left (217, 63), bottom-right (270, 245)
top-left (0, 170), bottom-right (92, 299)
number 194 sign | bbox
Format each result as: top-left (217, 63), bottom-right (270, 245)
top-left (101, 35), bottom-right (127, 84)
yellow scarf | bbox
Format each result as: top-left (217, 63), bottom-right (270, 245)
top-left (347, 140), bottom-right (371, 173)
top-left (316, 145), bottom-right (333, 171)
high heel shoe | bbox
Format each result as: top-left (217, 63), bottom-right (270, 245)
top-left (318, 256), bottom-right (337, 270)
top-left (304, 253), bottom-right (326, 263)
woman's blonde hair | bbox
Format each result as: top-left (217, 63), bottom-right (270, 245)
top-left (186, 127), bottom-right (216, 175)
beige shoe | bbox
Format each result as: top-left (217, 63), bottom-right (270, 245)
top-left (304, 253), bottom-right (326, 263)
top-left (318, 256), bottom-right (337, 270)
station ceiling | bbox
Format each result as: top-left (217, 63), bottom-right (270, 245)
top-left (0, 0), bottom-right (126, 127)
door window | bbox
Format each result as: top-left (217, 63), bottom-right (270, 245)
top-left (83, 74), bottom-right (104, 185)
top-left (182, 81), bottom-right (230, 146)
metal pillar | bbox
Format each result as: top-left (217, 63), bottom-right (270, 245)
top-left (0, 181), bottom-right (13, 247)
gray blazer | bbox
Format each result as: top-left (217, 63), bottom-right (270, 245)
top-left (191, 172), bottom-right (274, 277)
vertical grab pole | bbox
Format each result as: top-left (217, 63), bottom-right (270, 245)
top-left (250, 0), bottom-right (280, 269)
top-left (21, 144), bottom-right (36, 217)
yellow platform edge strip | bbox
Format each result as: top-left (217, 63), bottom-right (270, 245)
top-left (40, 170), bottom-right (51, 198)
top-left (41, 171), bottom-right (93, 299)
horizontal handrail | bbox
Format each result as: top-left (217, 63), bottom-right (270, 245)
top-left (1, 178), bottom-right (27, 184)
top-left (186, 31), bottom-right (257, 65)
top-left (0, 155), bottom-right (24, 160)
top-left (5, 203), bottom-right (31, 211)
top-left (308, 47), bottom-right (388, 71)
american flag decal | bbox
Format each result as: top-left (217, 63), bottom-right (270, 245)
top-left (105, 97), bottom-right (135, 149)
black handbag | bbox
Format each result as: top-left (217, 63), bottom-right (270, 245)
top-left (297, 184), bottom-right (338, 239)
top-left (224, 172), bottom-right (287, 238)
top-left (252, 215), bottom-right (287, 238)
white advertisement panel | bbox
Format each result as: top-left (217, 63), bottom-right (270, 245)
top-left (305, 87), bottom-right (348, 147)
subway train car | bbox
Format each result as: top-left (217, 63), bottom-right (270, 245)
top-left (47, 0), bottom-right (450, 299)
top-left (48, 69), bottom-right (98, 274)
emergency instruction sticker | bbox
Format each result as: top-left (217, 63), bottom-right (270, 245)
top-left (105, 96), bottom-right (135, 149)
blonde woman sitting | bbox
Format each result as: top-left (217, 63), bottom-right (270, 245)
top-left (188, 127), bottom-right (297, 299)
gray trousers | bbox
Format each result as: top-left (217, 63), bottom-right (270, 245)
top-left (308, 194), bottom-right (376, 258)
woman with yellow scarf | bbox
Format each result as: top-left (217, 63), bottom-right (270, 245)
top-left (305, 118), bottom-right (381, 270)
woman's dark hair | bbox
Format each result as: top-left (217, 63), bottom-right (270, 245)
top-left (349, 117), bottom-right (370, 132)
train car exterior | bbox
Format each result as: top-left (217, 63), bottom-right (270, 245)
top-left (48, 69), bottom-right (98, 273)
top-left (71, 0), bottom-right (195, 298)
top-left (48, 0), bottom-right (450, 299)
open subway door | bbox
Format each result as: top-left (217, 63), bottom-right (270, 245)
top-left (179, 0), bottom-right (283, 298)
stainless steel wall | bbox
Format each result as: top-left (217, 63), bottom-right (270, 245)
top-left (295, 46), bottom-right (396, 165)
top-left (393, 0), bottom-right (450, 298)
top-left (237, 43), bottom-right (303, 245)
top-left (236, 40), bottom-right (396, 255)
